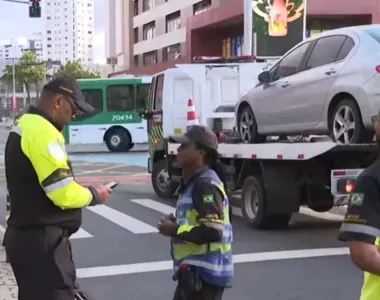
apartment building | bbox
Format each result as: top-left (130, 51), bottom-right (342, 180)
top-left (108, 0), bottom-right (380, 77)
top-left (43, 0), bottom-right (94, 64)
top-left (106, 0), bottom-right (214, 76)
top-left (0, 34), bottom-right (43, 61)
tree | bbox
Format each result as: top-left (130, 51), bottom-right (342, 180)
top-left (3, 51), bottom-right (46, 105)
top-left (54, 60), bottom-right (101, 79)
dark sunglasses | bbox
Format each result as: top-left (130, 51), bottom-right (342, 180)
top-left (61, 94), bottom-right (78, 116)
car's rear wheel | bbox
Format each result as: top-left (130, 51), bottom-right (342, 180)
top-left (238, 105), bottom-right (265, 143)
top-left (330, 99), bottom-right (373, 144)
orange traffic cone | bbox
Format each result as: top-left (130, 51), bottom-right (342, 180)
top-left (187, 99), bottom-right (199, 130)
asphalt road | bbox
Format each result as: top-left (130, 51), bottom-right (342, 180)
top-left (0, 125), bottom-right (363, 300)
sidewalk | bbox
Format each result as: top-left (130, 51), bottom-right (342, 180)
top-left (0, 233), bottom-right (17, 299)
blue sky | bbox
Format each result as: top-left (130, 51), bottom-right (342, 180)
top-left (0, 0), bottom-right (105, 63)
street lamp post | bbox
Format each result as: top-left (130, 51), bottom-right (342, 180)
top-left (12, 58), bottom-right (16, 124)
top-left (5, 41), bottom-right (18, 124)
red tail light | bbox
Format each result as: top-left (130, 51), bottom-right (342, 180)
top-left (375, 65), bottom-right (380, 73)
top-left (345, 182), bottom-right (354, 193)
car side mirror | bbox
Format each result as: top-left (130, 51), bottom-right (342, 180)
top-left (258, 71), bottom-right (270, 83)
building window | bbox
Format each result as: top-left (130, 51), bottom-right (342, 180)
top-left (163, 44), bottom-right (181, 61)
top-left (81, 89), bottom-right (103, 110)
top-left (166, 11), bottom-right (180, 33)
top-left (134, 55), bottom-right (139, 67)
top-left (143, 51), bottom-right (157, 65)
top-left (143, 0), bottom-right (155, 12)
top-left (134, 28), bottom-right (139, 43)
top-left (143, 21), bottom-right (155, 40)
top-left (134, 0), bottom-right (139, 16)
top-left (193, 0), bottom-right (211, 15)
top-left (107, 85), bottom-right (134, 111)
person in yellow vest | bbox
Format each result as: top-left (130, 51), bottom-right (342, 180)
top-left (4, 75), bottom-right (111, 300)
top-left (338, 113), bottom-right (380, 300)
top-left (157, 125), bottom-right (233, 300)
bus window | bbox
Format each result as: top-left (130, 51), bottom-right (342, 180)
top-left (82, 89), bottom-right (103, 110)
top-left (107, 85), bottom-right (134, 111)
top-left (154, 74), bottom-right (164, 111)
top-left (136, 84), bottom-right (150, 110)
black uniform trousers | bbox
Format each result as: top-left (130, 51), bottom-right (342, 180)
top-left (172, 268), bottom-right (225, 300)
top-left (4, 225), bottom-right (87, 300)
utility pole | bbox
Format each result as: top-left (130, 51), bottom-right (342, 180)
top-left (243, 0), bottom-right (253, 56)
top-left (4, 41), bottom-right (18, 124)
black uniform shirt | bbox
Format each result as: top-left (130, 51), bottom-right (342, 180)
top-left (338, 159), bottom-right (380, 244)
top-left (175, 168), bottom-right (225, 244)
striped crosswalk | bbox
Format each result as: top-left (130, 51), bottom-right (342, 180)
top-left (66, 199), bottom-right (345, 240)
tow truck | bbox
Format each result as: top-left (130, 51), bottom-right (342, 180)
top-left (159, 140), bottom-right (376, 229)
top-left (144, 56), bottom-right (378, 229)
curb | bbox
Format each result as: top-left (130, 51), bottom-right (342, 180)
top-left (0, 243), bottom-right (18, 299)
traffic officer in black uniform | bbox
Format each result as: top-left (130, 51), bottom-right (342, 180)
top-left (157, 125), bottom-right (233, 300)
top-left (338, 114), bottom-right (380, 300)
top-left (4, 75), bottom-right (111, 300)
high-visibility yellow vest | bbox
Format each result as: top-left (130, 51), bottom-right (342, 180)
top-left (360, 238), bottom-right (380, 300)
top-left (6, 111), bottom-right (92, 233)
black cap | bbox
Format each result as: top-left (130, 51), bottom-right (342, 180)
top-left (43, 75), bottom-right (95, 113)
top-left (169, 125), bottom-right (218, 152)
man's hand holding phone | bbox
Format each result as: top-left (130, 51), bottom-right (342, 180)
top-left (88, 182), bottom-right (116, 205)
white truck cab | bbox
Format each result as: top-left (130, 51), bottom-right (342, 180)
top-left (143, 56), bottom-right (267, 196)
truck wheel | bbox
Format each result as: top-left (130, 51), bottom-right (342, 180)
top-left (241, 176), bottom-right (291, 229)
top-left (152, 159), bottom-right (176, 198)
top-left (104, 127), bottom-right (133, 152)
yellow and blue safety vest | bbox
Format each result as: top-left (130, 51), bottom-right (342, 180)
top-left (171, 169), bottom-right (233, 286)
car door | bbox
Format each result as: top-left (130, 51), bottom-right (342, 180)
top-left (293, 35), bottom-right (349, 126)
top-left (254, 41), bottom-right (312, 129)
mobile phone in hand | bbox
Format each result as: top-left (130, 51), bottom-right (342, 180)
top-left (105, 181), bottom-right (118, 189)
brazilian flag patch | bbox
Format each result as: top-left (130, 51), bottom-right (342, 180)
top-left (202, 194), bottom-right (214, 203)
top-left (350, 193), bottom-right (364, 206)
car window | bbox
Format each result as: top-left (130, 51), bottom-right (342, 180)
top-left (305, 35), bottom-right (346, 69)
top-left (363, 27), bottom-right (380, 44)
top-left (336, 37), bottom-right (355, 61)
top-left (273, 42), bottom-right (310, 80)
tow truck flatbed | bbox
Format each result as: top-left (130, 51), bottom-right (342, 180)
top-left (148, 140), bottom-right (379, 230)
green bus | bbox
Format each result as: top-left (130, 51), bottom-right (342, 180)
top-left (62, 77), bottom-right (151, 152)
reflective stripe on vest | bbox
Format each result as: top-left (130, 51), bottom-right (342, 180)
top-left (171, 169), bottom-right (233, 286)
top-left (360, 237), bottom-right (380, 300)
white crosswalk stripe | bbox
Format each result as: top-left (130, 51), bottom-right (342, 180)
top-left (130, 199), bottom-right (175, 215)
top-left (86, 205), bottom-right (158, 234)
top-left (3, 198), bottom-right (345, 240)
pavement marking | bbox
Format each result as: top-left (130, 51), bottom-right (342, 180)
top-left (78, 164), bottom-right (130, 174)
top-left (130, 199), bottom-right (243, 218)
top-left (130, 199), bottom-right (175, 214)
top-left (76, 247), bottom-right (350, 278)
top-left (86, 205), bottom-right (158, 234)
top-left (0, 224), bottom-right (92, 239)
top-left (70, 228), bottom-right (93, 239)
top-left (130, 199), bottom-right (344, 221)
top-left (77, 174), bottom-right (150, 184)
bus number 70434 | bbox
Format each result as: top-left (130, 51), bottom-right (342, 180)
top-left (112, 114), bottom-right (133, 121)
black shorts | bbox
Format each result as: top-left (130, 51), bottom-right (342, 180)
top-left (4, 226), bottom-right (77, 300)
